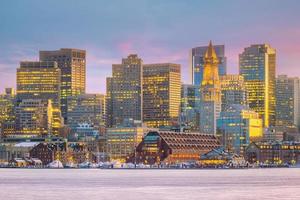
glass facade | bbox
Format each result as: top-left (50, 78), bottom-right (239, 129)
top-left (276, 75), bottom-right (300, 129)
top-left (220, 75), bottom-right (247, 111)
top-left (180, 84), bottom-right (200, 131)
top-left (239, 44), bottom-right (276, 128)
top-left (190, 45), bottom-right (226, 85)
top-left (217, 105), bottom-right (263, 154)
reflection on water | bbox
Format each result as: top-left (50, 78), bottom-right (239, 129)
top-left (0, 168), bottom-right (300, 200)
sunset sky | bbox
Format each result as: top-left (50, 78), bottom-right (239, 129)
top-left (0, 0), bottom-right (299, 93)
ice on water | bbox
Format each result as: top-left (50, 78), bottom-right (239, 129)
top-left (0, 168), bottom-right (300, 200)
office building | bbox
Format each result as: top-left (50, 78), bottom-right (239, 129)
top-left (220, 75), bottom-right (247, 111)
top-left (14, 99), bottom-right (53, 137)
top-left (239, 44), bottom-right (276, 127)
top-left (217, 104), bottom-right (263, 154)
top-left (276, 75), bottom-right (300, 129)
top-left (106, 123), bottom-right (150, 162)
top-left (67, 94), bottom-right (105, 129)
top-left (143, 63), bottom-right (181, 128)
top-left (39, 48), bottom-right (86, 120)
top-left (106, 54), bottom-right (143, 127)
top-left (180, 84), bottom-right (200, 131)
top-left (0, 89), bottom-right (16, 137)
top-left (17, 61), bottom-right (61, 107)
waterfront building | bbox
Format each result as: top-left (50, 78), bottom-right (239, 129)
top-left (0, 142), bottom-right (39, 162)
top-left (199, 41), bottom-right (221, 135)
top-left (180, 84), bottom-right (200, 131)
top-left (29, 142), bottom-right (89, 165)
top-left (106, 121), bottom-right (151, 162)
top-left (245, 141), bottom-right (300, 165)
top-left (239, 44), bottom-right (276, 128)
top-left (199, 147), bottom-right (246, 167)
top-left (39, 48), bottom-right (86, 120)
top-left (16, 61), bottom-right (61, 108)
top-left (106, 54), bottom-right (143, 127)
top-left (143, 63), bottom-right (181, 128)
top-left (220, 75), bottom-right (247, 111)
top-left (189, 44), bottom-right (226, 85)
top-left (276, 75), bottom-right (300, 130)
top-left (131, 131), bottom-right (220, 165)
top-left (217, 104), bottom-right (263, 154)
top-left (69, 123), bottom-right (100, 142)
top-left (67, 94), bottom-right (105, 130)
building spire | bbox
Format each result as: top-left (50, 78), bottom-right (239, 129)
top-left (205, 40), bottom-right (218, 60)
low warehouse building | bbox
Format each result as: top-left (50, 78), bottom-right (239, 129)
top-left (129, 131), bottom-right (220, 165)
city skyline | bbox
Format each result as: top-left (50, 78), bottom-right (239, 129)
top-left (1, 0), bottom-right (300, 93)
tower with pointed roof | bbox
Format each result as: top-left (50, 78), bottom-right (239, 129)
top-left (199, 41), bottom-right (221, 135)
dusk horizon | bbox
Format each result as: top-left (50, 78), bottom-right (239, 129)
top-left (1, 1), bottom-right (300, 200)
top-left (1, 0), bottom-right (300, 93)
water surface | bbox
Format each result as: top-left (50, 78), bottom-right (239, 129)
top-left (0, 168), bottom-right (299, 200)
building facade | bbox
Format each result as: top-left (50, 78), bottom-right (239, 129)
top-left (239, 44), bottom-right (276, 127)
top-left (245, 142), bottom-right (300, 165)
top-left (276, 75), bottom-right (300, 130)
top-left (14, 99), bottom-right (53, 137)
top-left (106, 125), bottom-right (149, 162)
top-left (0, 89), bottom-right (16, 137)
top-left (17, 61), bottom-right (61, 108)
top-left (67, 94), bottom-right (105, 129)
top-left (39, 48), bottom-right (86, 120)
top-left (189, 44), bottom-right (226, 85)
top-left (132, 131), bottom-right (220, 165)
top-left (180, 84), bottom-right (200, 131)
top-left (199, 41), bottom-right (221, 135)
top-left (143, 63), bottom-right (181, 128)
top-left (220, 75), bottom-right (247, 111)
top-left (106, 54), bottom-right (143, 127)
top-left (16, 61), bottom-right (63, 135)
top-left (217, 105), bottom-right (263, 154)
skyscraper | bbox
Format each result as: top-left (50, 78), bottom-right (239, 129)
top-left (67, 94), bottom-right (106, 129)
top-left (17, 61), bottom-right (61, 107)
top-left (189, 44), bottom-right (226, 85)
top-left (0, 89), bottom-right (15, 137)
top-left (217, 104), bottom-right (263, 154)
top-left (220, 75), bottom-right (247, 111)
top-left (106, 54), bottom-right (143, 127)
top-left (199, 41), bottom-right (221, 134)
top-left (276, 75), bottom-right (300, 129)
top-left (180, 84), bottom-right (200, 131)
top-left (143, 63), bottom-right (181, 128)
top-left (15, 99), bottom-right (53, 137)
top-left (239, 44), bottom-right (276, 128)
top-left (39, 48), bottom-right (86, 120)
top-left (16, 61), bottom-right (63, 136)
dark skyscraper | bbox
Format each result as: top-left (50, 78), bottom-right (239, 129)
top-left (106, 54), bottom-right (143, 127)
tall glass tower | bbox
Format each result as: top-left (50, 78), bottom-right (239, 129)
top-left (239, 44), bottom-right (276, 128)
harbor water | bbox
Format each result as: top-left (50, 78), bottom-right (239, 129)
top-left (0, 168), bottom-right (300, 200)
